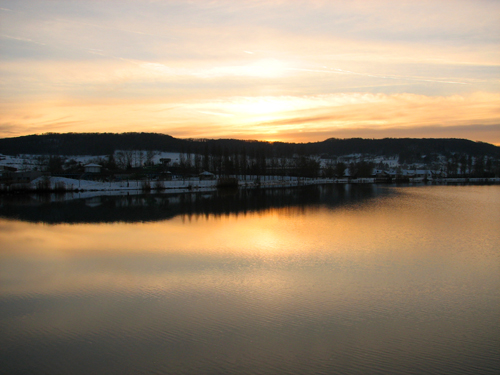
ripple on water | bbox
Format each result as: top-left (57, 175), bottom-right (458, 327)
top-left (1, 185), bottom-right (499, 374)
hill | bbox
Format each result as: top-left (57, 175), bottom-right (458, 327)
top-left (0, 132), bottom-right (498, 158)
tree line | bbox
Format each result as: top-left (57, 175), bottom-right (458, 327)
top-left (2, 132), bottom-right (499, 178)
top-left (1, 132), bottom-right (499, 158)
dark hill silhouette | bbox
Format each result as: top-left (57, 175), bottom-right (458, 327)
top-left (0, 132), bottom-right (498, 158)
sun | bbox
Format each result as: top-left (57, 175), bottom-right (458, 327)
top-left (227, 96), bottom-right (296, 116)
top-left (243, 58), bottom-right (290, 79)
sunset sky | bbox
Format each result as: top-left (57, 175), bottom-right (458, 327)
top-left (1, 0), bottom-right (499, 144)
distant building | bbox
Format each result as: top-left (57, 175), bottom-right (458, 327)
top-left (159, 171), bottom-right (173, 181)
top-left (373, 170), bottom-right (392, 183)
top-left (199, 171), bottom-right (215, 180)
top-left (0, 170), bottom-right (42, 183)
top-left (0, 166), bottom-right (19, 181)
top-left (402, 169), bottom-right (433, 179)
top-left (0, 165), bottom-right (17, 172)
top-left (84, 163), bottom-right (102, 173)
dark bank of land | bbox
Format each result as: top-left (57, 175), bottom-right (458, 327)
top-left (1, 132), bottom-right (499, 158)
top-left (1, 133), bottom-right (499, 194)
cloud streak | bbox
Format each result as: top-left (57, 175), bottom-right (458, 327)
top-left (1, 0), bottom-right (499, 143)
top-left (287, 67), bottom-right (468, 85)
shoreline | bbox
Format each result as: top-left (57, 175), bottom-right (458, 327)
top-left (1, 176), bottom-right (499, 201)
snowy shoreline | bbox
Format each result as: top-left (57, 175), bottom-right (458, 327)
top-left (1, 175), bottom-right (499, 202)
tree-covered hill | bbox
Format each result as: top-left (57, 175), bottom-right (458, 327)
top-left (0, 132), bottom-right (498, 158)
top-left (316, 138), bottom-right (500, 157)
top-left (0, 133), bottom-right (184, 156)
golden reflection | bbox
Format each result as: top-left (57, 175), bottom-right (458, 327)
top-left (1, 186), bottom-right (499, 300)
top-left (1, 187), bottom-right (498, 260)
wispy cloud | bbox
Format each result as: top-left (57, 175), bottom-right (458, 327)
top-left (1, 0), bottom-right (499, 143)
top-left (52, 17), bottom-right (157, 37)
top-left (0, 33), bottom-right (45, 45)
top-left (287, 67), bottom-right (469, 85)
top-left (197, 111), bottom-right (234, 118)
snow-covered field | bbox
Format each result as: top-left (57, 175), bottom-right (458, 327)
top-left (0, 152), bottom-right (182, 171)
top-left (1, 175), bottom-right (333, 201)
top-left (29, 175), bottom-right (329, 190)
top-left (2, 152), bottom-right (498, 202)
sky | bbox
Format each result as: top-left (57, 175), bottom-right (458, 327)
top-left (1, 0), bottom-right (499, 145)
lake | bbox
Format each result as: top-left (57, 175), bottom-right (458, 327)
top-left (1, 184), bottom-right (499, 375)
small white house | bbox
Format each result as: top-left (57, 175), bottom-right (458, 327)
top-left (84, 163), bottom-right (102, 173)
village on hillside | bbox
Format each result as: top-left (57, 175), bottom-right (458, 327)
top-left (1, 150), bottom-right (499, 195)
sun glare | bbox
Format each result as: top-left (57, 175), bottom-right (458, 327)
top-left (224, 96), bottom-right (301, 116)
top-left (244, 59), bottom-right (290, 78)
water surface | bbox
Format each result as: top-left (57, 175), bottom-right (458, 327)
top-left (1, 185), bottom-right (499, 374)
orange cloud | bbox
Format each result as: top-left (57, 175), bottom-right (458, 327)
top-left (1, 92), bottom-right (499, 144)
top-left (1, 0), bottom-right (499, 143)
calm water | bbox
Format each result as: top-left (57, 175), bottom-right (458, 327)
top-left (1, 185), bottom-right (499, 375)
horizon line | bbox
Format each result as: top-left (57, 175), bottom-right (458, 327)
top-left (1, 131), bottom-right (499, 147)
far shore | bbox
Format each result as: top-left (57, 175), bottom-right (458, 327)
top-left (1, 175), bottom-right (499, 201)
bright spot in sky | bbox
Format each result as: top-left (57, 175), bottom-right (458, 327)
top-left (0, 0), bottom-right (499, 144)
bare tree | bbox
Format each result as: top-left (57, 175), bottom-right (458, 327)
top-left (146, 150), bottom-right (157, 166)
top-left (134, 150), bottom-right (145, 168)
top-left (116, 151), bottom-right (127, 169)
top-left (194, 153), bottom-right (201, 173)
top-left (125, 151), bottom-right (133, 169)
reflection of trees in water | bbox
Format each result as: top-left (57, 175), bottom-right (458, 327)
top-left (0, 185), bottom-right (392, 224)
